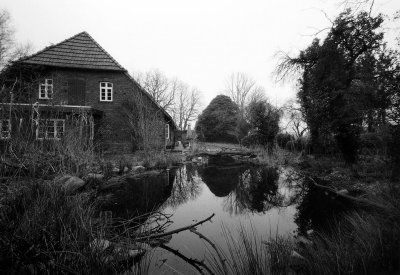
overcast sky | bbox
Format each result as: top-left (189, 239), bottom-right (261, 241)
top-left (2, 0), bottom-right (399, 108)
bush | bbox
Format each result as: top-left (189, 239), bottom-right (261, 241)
top-left (195, 95), bottom-right (240, 142)
top-left (245, 100), bottom-right (281, 150)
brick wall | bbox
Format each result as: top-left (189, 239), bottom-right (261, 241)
top-left (29, 67), bottom-right (174, 153)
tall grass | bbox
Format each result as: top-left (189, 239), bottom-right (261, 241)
top-left (0, 180), bottom-right (152, 274)
top-left (299, 183), bottom-right (400, 274)
top-left (208, 182), bottom-right (400, 275)
top-left (208, 225), bottom-right (293, 275)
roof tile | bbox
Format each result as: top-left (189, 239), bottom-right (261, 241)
top-left (20, 32), bottom-right (126, 71)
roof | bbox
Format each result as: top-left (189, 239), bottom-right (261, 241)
top-left (14, 31), bottom-right (177, 128)
top-left (19, 32), bottom-right (126, 71)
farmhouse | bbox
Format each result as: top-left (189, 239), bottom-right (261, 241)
top-left (0, 32), bottom-right (176, 153)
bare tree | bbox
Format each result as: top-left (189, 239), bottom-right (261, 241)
top-left (224, 72), bottom-right (257, 116)
top-left (134, 69), bottom-right (202, 131)
top-left (282, 99), bottom-right (308, 139)
top-left (134, 69), bottom-right (176, 113)
top-left (0, 10), bottom-right (14, 69)
top-left (247, 86), bottom-right (267, 105)
top-left (173, 82), bottom-right (201, 130)
top-left (0, 9), bottom-right (32, 70)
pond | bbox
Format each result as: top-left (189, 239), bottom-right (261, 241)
top-left (100, 163), bottom-right (350, 274)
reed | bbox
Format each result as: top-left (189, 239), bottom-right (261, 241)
top-left (0, 180), bottom-right (153, 274)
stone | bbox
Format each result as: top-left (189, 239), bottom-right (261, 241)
top-left (112, 167), bottom-right (120, 173)
top-left (337, 189), bottom-right (349, 195)
top-left (87, 173), bottom-right (104, 180)
top-left (123, 166), bottom-right (129, 173)
top-left (90, 238), bottom-right (111, 251)
top-left (62, 176), bottom-right (85, 193)
top-left (132, 165), bottom-right (145, 174)
top-left (54, 174), bottom-right (73, 185)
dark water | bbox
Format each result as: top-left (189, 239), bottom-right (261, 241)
top-left (100, 163), bottom-right (349, 274)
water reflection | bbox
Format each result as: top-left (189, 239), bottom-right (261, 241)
top-left (100, 170), bottom-right (175, 219)
top-left (294, 177), bottom-right (354, 235)
top-left (98, 163), bottom-right (358, 274)
top-left (163, 164), bottom-right (202, 209)
top-left (196, 165), bottom-right (292, 215)
top-left (197, 165), bottom-right (247, 197)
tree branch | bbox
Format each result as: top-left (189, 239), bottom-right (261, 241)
top-left (135, 213), bottom-right (215, 241)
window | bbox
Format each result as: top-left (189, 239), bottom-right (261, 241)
top-left (0, 119), bottom-right (11, 139)
top-left (36, 119), bottom-right (65, 140)
top-left (165, 123), bottom-right (170, 140)
top-left (39, 79), bottom-right (53, 99)
top-left (100, 82), bottom-right (113, 101)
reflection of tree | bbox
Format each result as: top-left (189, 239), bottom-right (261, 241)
top-left (294, 177), bottom-right (353, 235)
top-left (163, 164), bottom-right (202, 209)
top-left (100, 170), bottom-right (175, 220)
top-left (198, 166), bottom-right (244, 197)
top-left (224, 167), bottom-right (285, 215)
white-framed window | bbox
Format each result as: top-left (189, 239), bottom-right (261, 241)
top-left (39, 79), bottom-right (53, 99)
top-left (36, 119), bottom-right (65, 140)
top-left (165, 123), bottom-right (170, 140)
top-left (100, 82), bottom-right (113, 102)
top-left (0, 119), bottom-right (11, 139)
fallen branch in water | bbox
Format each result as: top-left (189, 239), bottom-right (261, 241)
top-left (190, 228), bottom-right (228, 274)
top-left (307, 176), bottom-right (388, 210)
top-left (159, 243), bottom-right (214, 275)
top-left (108, 211), bottom-right (173, 240)
top-left (135, 213), bottom-right (215, 241)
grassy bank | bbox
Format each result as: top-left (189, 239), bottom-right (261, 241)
top-left (0, 180), bottom-right (153, 274)
top-left (204, 150), bottom-right (400, 275)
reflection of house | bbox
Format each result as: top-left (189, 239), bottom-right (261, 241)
top-left (0, 32), bottom-right (176, 153)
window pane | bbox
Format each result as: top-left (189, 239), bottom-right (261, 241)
top-left (39, 84), bottom-right (46, 98)
top-left (107, 83), bottom-right (112, 88)
top-left (100, 82), bottom-right (105, 87)
top-left (38, 120), bottom-right (46, 139)
top-left (47, 122), bottom-right (55, 138)
top-left (56, 120), bottom-right (64, 128)
top-left (1, 120), bottom-right (9, 132)
top-left (47, 86), bottom-right (53, 99)
top-left (46, 79), bottom-right (53, 85)
top-left (56, 121), bottom-right (64, 138)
